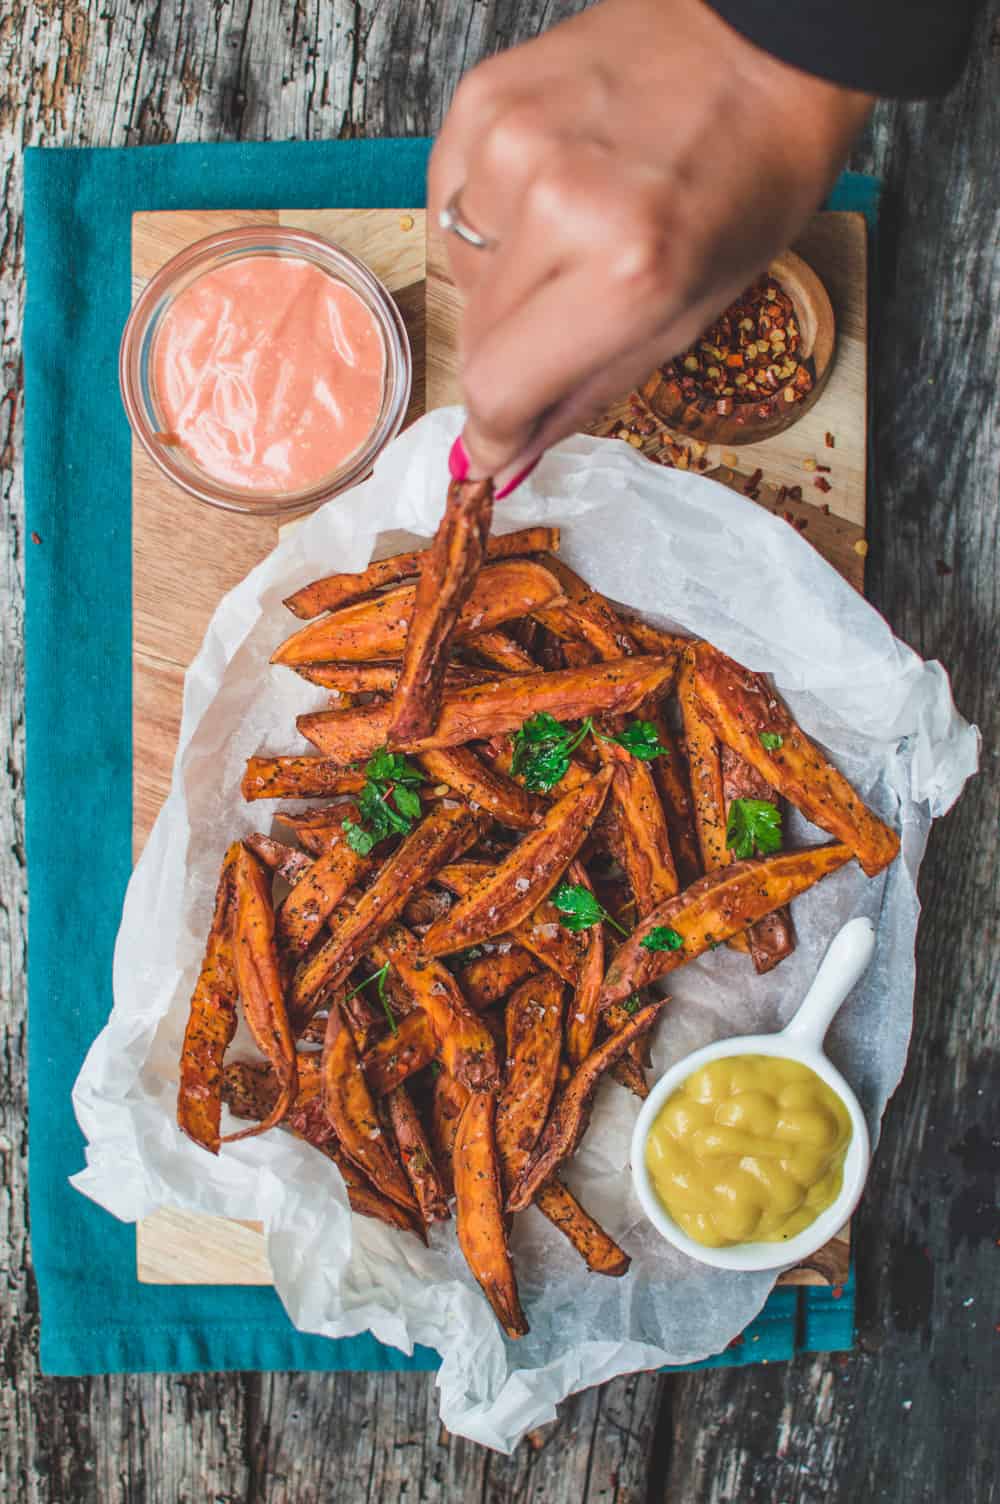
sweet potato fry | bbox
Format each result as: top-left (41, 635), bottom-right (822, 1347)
top-left (276, 806), bottom-right (371, 956)
top-left (430, 1071), bottom-right (470, 1198)
top-left (282, 527), bottom-right (561, 619)
top-left (608, 1052), bottom-right (650, 1099)
top-left (422, 770), bottom-right (613, 957)
top-left (322, 1008), bottom-right (418, 1213)
top-left (455, 946), bottom-right (539, 1010)
top-left (273, 808), bottom-right (355, 856)
top-left (596, 737), bottom-right (679, 913)
top-left (293, 661), bottom-right (494, 694)
top-left (401, 885), bottom-right (456, 929)
top-left (418, 746), bottom-right (542, 831)
top-left (453, 1091), bottom-right (529, 1338)
top-left (289, 803), bottom-right (482, 1025)
top-left (177, 843), bottom-right (241, 1153)
top-left (386, 1085), bottom-right (451, 1224)
top-left (467, 629), bottom-right (538, 672)
top-left (533, 558), bottom-right (640, 660)
top-left (691, 641), bottom-right (901, 877)
top-left (222, 845), bottom-right (298, 1143)
top-left (368, 923), bottom-right (500, 1092)
top-left (678, 646), bottom-right (729, 873)
top-left (600, 843), bottom-right (855, 1007)
top-left (273, 559), bottom-right (564, 668)
top-left (720, 743), bottom-right (796, 973)
top-left (507, 998), bottom-right (669, 1213)
top-left (221, 1060), bottom-right (424, 1238)
top-left (241, 756), bottom-right (366, 803)
top-left (244, 834), bottom-right (314, 886)
top-left (678, 647), bottom-right (751, 956)
top-left (495, 973), bottom-right (565, 1189)
top-left (436, 863), bottom-right (585, 984)
top-left (534, 1182), bottom-right (630, 1277)
top-left (563, 861), bottom-right (605, 1068)
top-left (620, 617), bottom-right (690, 659)
top-left (361, 1009), bottom-right (437, 1095)
top-left (297, 657), bottom-right (677, 764)
top-left (388, 478), bottom-right (495, 744)
top-left (641, 705), bottom-right (702, 887)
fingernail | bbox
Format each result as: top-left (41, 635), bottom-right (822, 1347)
top-left (448, 436), bottom-right (471, 482)
top-left (494, 456), bottom-right (541, 500)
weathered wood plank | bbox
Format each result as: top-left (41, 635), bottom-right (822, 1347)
top-left (2, 0), bottom-right (996, 1500)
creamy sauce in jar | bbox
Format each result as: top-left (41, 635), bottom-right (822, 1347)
top-left (644, 1054), bottom-right (852, 1247)
top-left (153, 255), bottom-right (385, 492)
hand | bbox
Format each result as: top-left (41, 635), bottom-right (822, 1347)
top-left (429, 0), bottom-right (872, 489)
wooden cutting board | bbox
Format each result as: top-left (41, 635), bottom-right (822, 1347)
top-left (132, 207), bottom-right (864, 1290)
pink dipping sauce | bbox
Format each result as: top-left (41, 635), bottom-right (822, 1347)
top-left (153, 255), bottom-right (386, 493)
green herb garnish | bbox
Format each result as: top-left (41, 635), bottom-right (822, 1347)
top-left (343, 960), bottom-right (397, 1035)
top-left (605, 720), bottom-right (670, 762)
top-left (639, 925), bottom-right (684, 953)
top-left (622, 994), bottom-right (642, 1015)
top-left (510, 713), bottom-right (595, 792)
top-left (551, 882), bottom-right (628, 936)
top-left (725, 798), bottom-right (783, 860)
top-left (759, 732), bottom-right (784, 752)
top-left (343, 748), bottom-right (425, 853)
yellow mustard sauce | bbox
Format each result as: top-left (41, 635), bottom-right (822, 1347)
top-left (645, 1055), bottom-right (852, 1247)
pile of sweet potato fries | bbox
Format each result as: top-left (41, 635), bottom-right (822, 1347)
top-left (178, 482), bottom-right (899, 1338)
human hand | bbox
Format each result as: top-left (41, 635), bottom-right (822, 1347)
top-left (429, 0), bottom-right (872, 492)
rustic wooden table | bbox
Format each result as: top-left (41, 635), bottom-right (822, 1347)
top-left (2, 4), bottom-right (997, 1500)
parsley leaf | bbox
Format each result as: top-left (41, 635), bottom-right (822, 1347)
top-left (725, 798), bottom-right (783, 860)
top-left (623, 994), bottom-right (642, 1015)
top-left (510, 714), bottom-right (596, 792)
top-left (759, 731), bottom-right (784, 751)
top-left (342, 747), bottom-right (425, 849)
top-left (551, 881), bottom-right (628, 936)
top-left (606, 720), bottom-right (670, 762)
top-left (639, 925), bottom-right (684, 953)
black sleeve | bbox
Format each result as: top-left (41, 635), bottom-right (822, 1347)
top-left (705, 0), bottom-right (984, 97)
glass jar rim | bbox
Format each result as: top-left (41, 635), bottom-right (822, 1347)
top-left (119, 225), bottom-right (413, 516)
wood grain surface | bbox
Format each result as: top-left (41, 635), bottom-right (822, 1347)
top-left (132, 203), bottom-right (856, 1288)
top-left (2, 3), bottom-right (997, 1501)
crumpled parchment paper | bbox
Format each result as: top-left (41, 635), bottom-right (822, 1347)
top-left (72, 407), bottom-right (978, 1452)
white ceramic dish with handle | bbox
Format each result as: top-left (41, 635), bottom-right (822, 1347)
top-left (630, 917), bottom-right (876, 1272)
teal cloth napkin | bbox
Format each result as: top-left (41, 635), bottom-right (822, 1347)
top-left (23, 140), bottom-right (868, 1376)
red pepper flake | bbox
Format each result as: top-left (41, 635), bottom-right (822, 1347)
top-left (31, 531), bottom-right (42, 545)
top-left (832, 1283), bottom-right (844, 1300)
top-left (775, 485), bottom-right (788, 503)
top-left (783, 510), bottom-right (795, 523)
top-left (935, 559), bottom-right (953, 576)
top-left (821, 503), bottom-right (831, 515)
top-left (814, 476), bottom-right (833, 494)
top-left (726, 1332), bottom-right (745, 1348)
top-left (825, 432), bottom-right (836, 448)
top-left (787, 485), bottom-right (803, 501)
top-left (816, 464), bottom-right (832, 473)
top-left (744, 468), bottom-right (763, 494)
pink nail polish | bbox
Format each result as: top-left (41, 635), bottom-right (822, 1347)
top-left (495, 457), bottom-right (540, 500)
top-left (448, 436), bottom-right (470, 482)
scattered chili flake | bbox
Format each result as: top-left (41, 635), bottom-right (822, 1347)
top-left (821, 503), bottom-right (831, 516)
top-left (30, 531), bottom-right (41, 545)
top-left (825, 432), bottom-right (836, 448)
top-left (775, 485), bottom-right (788, 504)
top-left (814, 476), bottom-right (833, 494)
top-left (744, 467), bottom-right (763, 495)
top-left (832, 1283), bottom-right (844, 1300)
top-left (783, 511), bottom-right (795, 523)
top-left (935, 559), bottom-right (953, 576)
top-left (816, 464), bottom-right (832, 473)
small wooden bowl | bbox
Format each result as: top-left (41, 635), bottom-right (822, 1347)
top-left (640, 250), bottom-right (836, 446)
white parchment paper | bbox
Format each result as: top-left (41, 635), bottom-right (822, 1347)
top-left (72, 408), bottom-right (978, 1451)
